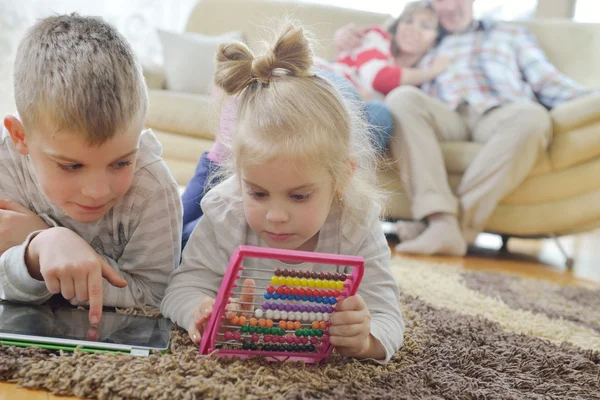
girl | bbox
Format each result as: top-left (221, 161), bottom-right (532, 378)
top-left (162, 23), bottom-right (404, 362)
top-left (327, 0), bottom-right (449, 98)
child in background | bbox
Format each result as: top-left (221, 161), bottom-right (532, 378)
top-left (0, 14), bottom-right (182, 324)
top-left (162, 23), bottom-right (404, 362)
top-left (326, 0), bottom-right (449, 98)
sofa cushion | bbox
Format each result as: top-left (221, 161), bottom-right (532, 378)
top-left (147, 90), bottom-right (215, 140)
top-left (158, 29), bottom-right (243, 95)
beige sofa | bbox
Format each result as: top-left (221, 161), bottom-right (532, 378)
top-left (144, 0), bottom-right (600, 239)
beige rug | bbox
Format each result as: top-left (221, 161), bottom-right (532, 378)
top-left (1, 258), bottom-right (599, 399)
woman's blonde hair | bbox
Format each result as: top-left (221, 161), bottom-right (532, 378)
top-left (213, 22), bottom-right (385, 220)
top-left (388, 1), bottom-right (439, 56)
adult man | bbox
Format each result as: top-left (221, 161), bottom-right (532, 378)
top-left (336, 0), bottom-right (592, 255)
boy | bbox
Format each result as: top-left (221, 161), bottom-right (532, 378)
top-left (0, 14), bottom-right (182, 324)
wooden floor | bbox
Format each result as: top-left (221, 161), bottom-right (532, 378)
top-left (2, 229), bottom-right (599, 400)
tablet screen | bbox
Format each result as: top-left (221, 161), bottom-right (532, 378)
top-left (0, 301), bottom-right (173, 351)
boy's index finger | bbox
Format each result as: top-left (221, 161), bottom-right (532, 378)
top-left (87, 267), bottom-right (104, 325)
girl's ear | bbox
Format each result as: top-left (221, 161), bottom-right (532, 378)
top-left (336, 159), bottom-right (358, 201)
top-left (4, 115), bottom-right (30, 155)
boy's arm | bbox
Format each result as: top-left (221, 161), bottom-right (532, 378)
top-left (351, 212), bottom-right (405, 363)
top-left (89, 182), bottom-right (183, 309)
top-left (0, 161), bottom-right (52, 303)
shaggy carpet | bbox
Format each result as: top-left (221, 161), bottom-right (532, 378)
top-left (1, 258), bottom-right (599, 399)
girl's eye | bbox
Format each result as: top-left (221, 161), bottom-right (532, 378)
top-left (56, 163), bottom-right (82, 172)
top-left (291, 193), bottom-right (311, 202)
top-left (114, 160), bottom-right (133, 169)
top-left (249, 191), bottom-right (268, 199)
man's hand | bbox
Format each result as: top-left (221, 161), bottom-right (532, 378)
top-left (26, 227), bottom-right (128, 324)
top-left (0, 198), bottom-right (49, 254)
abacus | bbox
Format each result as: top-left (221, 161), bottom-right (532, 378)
top-left (199, 245), bottom-right (364, 363)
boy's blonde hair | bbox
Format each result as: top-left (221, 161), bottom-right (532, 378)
top-left (13, 13), bottom-right (148, 145)
top-left (388, 1), bottom-right (439, 56)
top-left (213, 22), bottom-right (385, 220)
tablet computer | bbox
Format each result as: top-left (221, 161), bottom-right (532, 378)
top-left (0, 301), bottom-right (173, 356)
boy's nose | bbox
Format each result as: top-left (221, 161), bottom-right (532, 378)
top-left (81, 174), bottom-right (111, 200)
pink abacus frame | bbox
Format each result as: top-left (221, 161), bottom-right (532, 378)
top-left (199, 245), bottom-right (365, 363)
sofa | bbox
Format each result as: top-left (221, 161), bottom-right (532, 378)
top-left (144, 0), bottom-right (600, 239)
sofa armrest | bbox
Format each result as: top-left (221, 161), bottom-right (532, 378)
top-left (550, 92), bottom-right (600, 134)
top-left (143, 63), bottom-right (166, 90)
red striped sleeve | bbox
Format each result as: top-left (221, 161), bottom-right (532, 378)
top-left (355, 48), bottom-right (388, 68)
top-left (372, 66), bottom-right (403, 95)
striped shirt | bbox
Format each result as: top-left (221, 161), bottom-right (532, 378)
top-left (317, 27), bottom-right (402, 96)
top-left (0, 127), bottom-right (182, 308)
top-left (161, 177), bottom-right (404, 362)
top-left (419, 20), bottom-right (590, 113)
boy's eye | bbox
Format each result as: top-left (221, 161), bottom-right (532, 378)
top-left (114, 160), bottom-right (133, 169)
top-left (290, 193), bottom-right (311, 202)
top-left (56, 163), bottom-right (83, 172)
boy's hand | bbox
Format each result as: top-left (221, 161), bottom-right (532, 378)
top-left (0, 198), bottom-right (49, 254)
top-left (26, 227), bottom-right (128, 324)
top-left (187, 278), bottom-right (256, 344)
top-left (328, 294), bottom-right (385, 359)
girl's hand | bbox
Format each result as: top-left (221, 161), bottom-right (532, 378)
top-left (188, 296), bottom-right (216, 343)
top-left (328, 294), bottom-right (385, 359)
top-left (187, 278), bottom-right (256, 343)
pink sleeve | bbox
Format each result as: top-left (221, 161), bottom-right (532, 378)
top-left (207, 86), bottom-right (239, 164)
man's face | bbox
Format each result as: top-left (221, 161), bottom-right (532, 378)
top-left (431, 0), bottom-right (475, 33)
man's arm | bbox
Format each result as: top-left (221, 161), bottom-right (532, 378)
top-left (515, 26), bottom-right (591, 108)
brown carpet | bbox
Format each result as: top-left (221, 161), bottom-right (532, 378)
top-left (1, 258), bottom-right (599, 399)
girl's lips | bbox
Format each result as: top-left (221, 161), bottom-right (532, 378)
top-left (267, 232), bottom-right (294, 241)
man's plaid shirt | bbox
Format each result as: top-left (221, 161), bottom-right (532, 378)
top-left (419, 20), bottom-right (590, 113)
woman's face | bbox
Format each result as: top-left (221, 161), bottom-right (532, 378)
top-left (394, 10), bottom-right (439, 57)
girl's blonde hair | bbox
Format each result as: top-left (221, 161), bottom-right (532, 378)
top-left (213, 22), bottom-right (385, 220)
top-left (388, 1), bottom-right (439, 56)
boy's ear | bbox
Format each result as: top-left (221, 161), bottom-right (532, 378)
top-left (4, 116), bottom-right (30, 155)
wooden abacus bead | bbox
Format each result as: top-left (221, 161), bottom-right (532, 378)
top-left (233, 332), bottom-right (241, 341)
top-left (239, 316), bottom-right (247, 325)
top-left (230, 316), bottom-right (240, 325)
top-left (266, 319), bottom-right (274, 328)
top-left (336, 281), bottom-right (344, 290)
top-left (267, 286), bottom-right (275, 294)
top-left (319, 321), bottom-right (327, 330)
top-left (273, 310), bottom-right (281, 320)
top-left (258, 318), bottom-right (266, 327)
top-left (311, 272), bottom-right (319, 279)
top-left (307, 278), bottom-right (315, 288)
top-left (242, 342), bottom-right (251, 350)
top-left (315, 279), bottom-right (323, 288)
top-left (282, 269), bottom-right (290, 277)
top-left (251, 333), bottom-right (260, 342)
top-left (255, 309), bottom-right (264, 319)
top-left (278, 320), bottom-right (287, 330)
top-left (300, 277), bottom-right (308, 286)
top-left (293, 277), bottom-right (301, 287)
top-left (325, 272), bottom-right (332, 280)
top-left (293, 321), bottom-right (302, 330)
top-left (286, 321), bottom-right (294, 330)
top-left (250, 318), bottom-right (258, 326)
top-left (290, 269), bottom-right (297, 277)
top-left (275, 269), bottom-right (282, 276)
top-left (225, 331), bottom-right (234, 340)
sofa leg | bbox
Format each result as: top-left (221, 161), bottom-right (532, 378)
top-left (500, 235), bottom-right (510, 252)
top-left (550, 234), bottom-right (575, 269)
